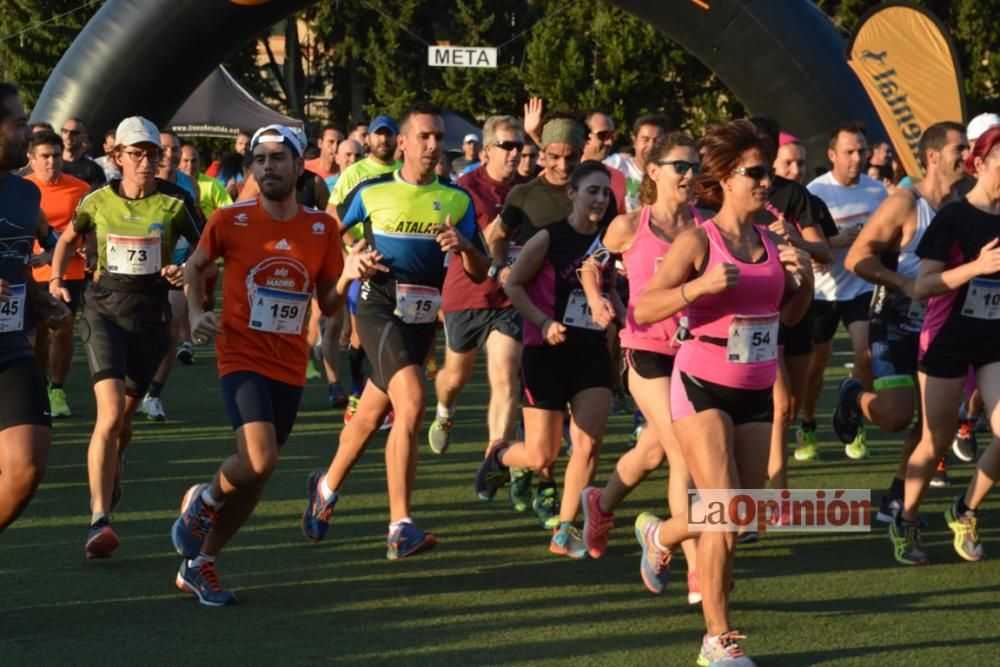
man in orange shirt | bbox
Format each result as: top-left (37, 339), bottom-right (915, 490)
top-left (304, 125), bottom-right (343, 191)
top-left (170, 124), bottom-right (380, 606)
top-left (25, 130), bottom-right (90, 417)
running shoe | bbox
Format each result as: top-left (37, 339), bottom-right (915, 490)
top-left (844, 422), bottom-right (869, 460)
top-left (945, 497), bottom-right (984, 562)
top-left (687, 571), bottom-right (702, 605)
top-left (532, 485), bottom-right (560, 529)
top-left (171, 483), bottom-right (218, 558)
top-left (508, 467), bottom-right (532, 512)
top-left (379, 410), bottom-right (395, 431)
top-left (875, 494), bottom-right (901, 524)
top-left (110, 456), bottom-right (125, 513)
top-left (793, 424), bottom-right (819, 461)
top-left (425, 357), bottom-right (438, 379)
top-left (952, 420), bottom-right (978, 462)
top-left (305, 359), bottom-right (322, 380)
top-left (85, 516), bottom-right (119, 559)
top-left (832, 377), bottom-right (863, 444)
top-left (48, 387), bottom-right (71, 418)
top-left (581, 486), bottom-right (614, 559)
top-left (634, 512), bottom-right (672, 594)
top-left (327, 382), bottom-right (348, 409)
top-left (175, 340), bottom-right (195, 365)
top-left (697, 631), bottom-right (756, 667)
top-left (301, 469), bottom-right (337, 543)
top-left (141, 394), bottom-right (167, 422)
top-left (176, 558), bottom-right (236, 607)
top-left (888, 515), bottom-right (928, 565)
top-left (736, 531), bottom-right (760, 545)
top-left (930, 457), bottom-right (950, 488)
top-left (550, 523), bottom-right (587, 559)
top-left (344, 395), bottom-right (360, 424)
top-left (427, 417), bottom-right (453, 454)
top-left (386, 522), bottom-right (437, 560)
top-left (474, 440), bottom-right (510, 501)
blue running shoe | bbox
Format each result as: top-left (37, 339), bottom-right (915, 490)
top-left (508, 467), bottom-right (533, 512)
top-left (302, 470), bottom-right (338, 543)
top-left (86, 516), bottom-right (119, 559)
top-left (327, 381), bottom-right (348, 409)
top-left (550, 522), bottom-right (587, 559)
top-left (171, 483), bottom-right (218, 558)
top-left (832, 377), bottom-right (863, 444)
top-left (634, 512), bottom-right (672, 594)
top-left (176, 559), bottom-right (236, 607)
top-left (387, 522), bottom-right (437, 560)
top-left (475, 441), bottom-right (510, 501)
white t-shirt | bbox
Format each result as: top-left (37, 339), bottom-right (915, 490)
top-left (603, 153), bottom-right (643, 212)
top-left (807, 172), bottom-right (887, 301)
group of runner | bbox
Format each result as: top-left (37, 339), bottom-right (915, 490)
top-left (3, 76), bottom-right (1000, 666)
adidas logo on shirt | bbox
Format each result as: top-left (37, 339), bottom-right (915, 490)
top-left (275, 238), bottom-right (291, 251)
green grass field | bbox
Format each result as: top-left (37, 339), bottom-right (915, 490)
top-left (2, 338), bottom-right (997, 666)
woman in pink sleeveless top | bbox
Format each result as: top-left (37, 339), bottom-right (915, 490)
top-left (632, 120), bottom-right (814, 667)
top-left (577, 132), bottom-right (711, 602)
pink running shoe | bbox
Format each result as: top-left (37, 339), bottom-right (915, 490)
top-left (581, 486), bottom-right (615, 559)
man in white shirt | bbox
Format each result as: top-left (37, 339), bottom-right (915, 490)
top-left (603, 114), bottom-right (669, 212)
top-left (798, 122), bottom-right (887, 461)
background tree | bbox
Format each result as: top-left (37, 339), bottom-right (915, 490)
top-left (0, 0), bottom-right (100, 109)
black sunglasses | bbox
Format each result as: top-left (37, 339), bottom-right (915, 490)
top-left (655, 159), bottom-right (701, 176)
top-left (590, 130), bottom-right (615, 141)
top-left (492, 140), bottom-right (525, 152)
top-left (732, 165), bottom-right (774, 181)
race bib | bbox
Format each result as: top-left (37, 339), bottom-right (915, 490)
top-left (961, 278), bottom-right (1000, 320)
top-left (562, 288), bottom-right (605, 331)
top-left (249, 287), bottom-right (309, 334)
top-left (106, 234), bottom-right (160, 275)
top-left (727, 313), bottom-right (779, 364)
top-left (0, 283), bottom-right (25, 333)
top-left (394, 284), bottom-right (441, 324)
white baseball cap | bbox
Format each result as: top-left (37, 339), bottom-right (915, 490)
top-left (967, 112), bottom-right (1000, 142)
top-left (463, 133), bottom-right (480, 144)
top-left (115, 116), bottom-right (160, 147)
top-left (250, 124), bottom-right (303, 157)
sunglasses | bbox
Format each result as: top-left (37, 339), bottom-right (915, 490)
top-left (655, 159), bottom-right (701, 176)
top-left (492, 140), bottom-right (525, 152)
top-left (732, 165), bottom-right (774, 181)
top-left (590, 130), bottom-right (615, 141)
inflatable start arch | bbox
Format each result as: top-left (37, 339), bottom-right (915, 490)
top-left (32, 0), bottom-right (886, 163)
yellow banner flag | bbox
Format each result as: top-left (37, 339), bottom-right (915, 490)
top-left (847, 3), bottom-right (966, 178)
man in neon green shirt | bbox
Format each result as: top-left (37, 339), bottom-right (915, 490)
top-left (180, 144), bottom-right (232, 219)
top-left (329, 115), bottom-right (401, 215)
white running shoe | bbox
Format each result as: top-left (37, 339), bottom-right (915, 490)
top-left (142, 394), bottom-right (167, 421)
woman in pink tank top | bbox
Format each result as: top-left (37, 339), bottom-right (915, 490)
top-left (577, 132), bottom-right (711, 602)
top-left (631, 120), bottom-right (814, 667)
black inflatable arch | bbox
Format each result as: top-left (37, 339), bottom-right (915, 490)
top-left (32, 0), bottom-right (886, 164)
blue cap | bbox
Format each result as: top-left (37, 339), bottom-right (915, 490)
top-left (369, 115), bottom-right (398, 135)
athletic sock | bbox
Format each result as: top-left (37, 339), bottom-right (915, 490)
top-left (436, 402), bottom-right (455, 421)
top-left (147, 381), bottom-right (165, 399)
top-left (189, 552), bottom-right (215, 568)
top-left (51, 382), bottom-right (64, 390)
top-left (889, 477), bottom-right (905, 498)
top-left (957, 496), bottom-right (975, 516)
top-left (201, 486), bottom-right (225, 509)
top-left (319, 474), bottom-right (337, 503)
top-left (388, 517), bottom-right (413, 534)
top-left (653, 527), bottom-right (671, 552)
top-left (348, 345), bottom-right (366, 395)
top-left (91, 511), bottom-right (109, 526)
top-left (800, 419), bottom-right (817, 432)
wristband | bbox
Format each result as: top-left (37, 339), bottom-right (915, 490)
top-left (680, 282), bottom-right (693, 305)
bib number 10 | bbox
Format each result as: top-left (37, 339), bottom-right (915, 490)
top-left (962, 278), bottom-right (1000, 321)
